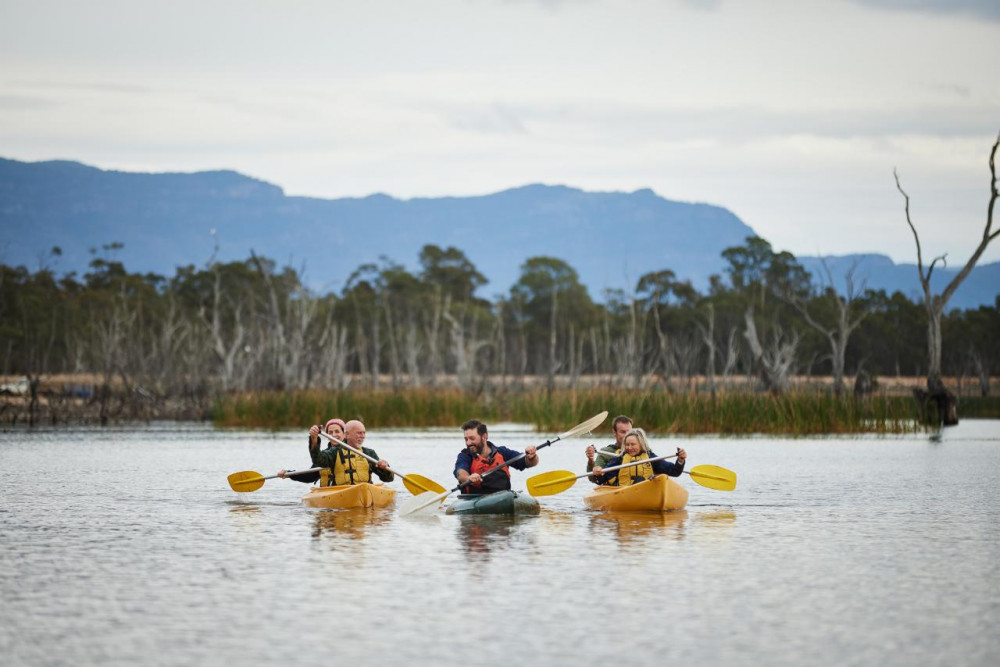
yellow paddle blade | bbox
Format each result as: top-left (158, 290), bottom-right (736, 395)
top-left (228, 471), bottom-right (265, 492)
top-left (402, 474), bottom-right (447, 496)
top-left (526, 470), bottom-right (579, 497)
top-left (688, 465), bottom-right (737, 492)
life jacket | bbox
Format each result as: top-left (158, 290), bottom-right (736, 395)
top-left (612, 451), bottom-right (654, 487)
top-left (468, 444), bottom-right (511, 494)
top-left (329, 447), bottom-right (372, 486)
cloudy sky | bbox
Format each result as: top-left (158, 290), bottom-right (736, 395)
top-left (2, 0), bottom-right (998, 265)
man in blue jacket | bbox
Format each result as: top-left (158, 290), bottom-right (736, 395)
top-left (454, 419), bottom-right (539, 495)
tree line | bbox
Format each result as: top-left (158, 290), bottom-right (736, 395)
top-left (2, 237), bottom-right (997, 408)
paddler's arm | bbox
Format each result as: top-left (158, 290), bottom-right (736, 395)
top-left (591, 454), bottom-right (623, 485)
top-left (651, 448), bottom-right (686, 477)
top-left (454, 452), bottom-right (482, 487)
top-left (308, 425), bottom-right (322, 465)
top-left (523, 445), bottom-right (539, 468)
top-left (366, 448), bottom-right (394, 482)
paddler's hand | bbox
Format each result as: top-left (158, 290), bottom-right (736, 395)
top-left (376, 459), bottom-right (389, 470)
top-left (309, 425), bottom-right (320, 446)
top-left (277, 469), bottom-right (289, 478)
top-left (592, 467), bottom-right (604, 476)
top-left (586, 445), bottom-right (596, 463)
top-left (470, 472), bottom-right (483, 485)
top-left (676, 448), bottom-right (686, 464)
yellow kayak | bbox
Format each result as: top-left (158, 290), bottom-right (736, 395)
top-left (583, 474), bottom-right (688, 512)
top-left (301, 483), bottom-right (397, 509)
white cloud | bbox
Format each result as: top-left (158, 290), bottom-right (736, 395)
top-left (1, 0), bottom-right (998, 265)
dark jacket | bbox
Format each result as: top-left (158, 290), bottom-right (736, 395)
top-left (453, 442), bottom-right (529, 495)
top-left (314, 445), bottom-right (395, 484)
top-left (593, 449), bottom-right (685, 486)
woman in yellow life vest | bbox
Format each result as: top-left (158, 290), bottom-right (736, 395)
top-left (312, 419), bottom-right (394, 486)
top-left (278, 417), bottom-right (347, 484)
top-left (591, 428), bottom-right (686, 486)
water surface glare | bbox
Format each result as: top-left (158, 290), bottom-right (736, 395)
top-left (1, 421), bottom-right (998, 666)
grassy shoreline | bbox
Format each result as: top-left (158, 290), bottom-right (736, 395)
top-left (210, 388), bottom-right (1000, 434)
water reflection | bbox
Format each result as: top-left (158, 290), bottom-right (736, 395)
top-left (689, 508), bottom-right (737, 542)
top-left (587, 510), bottom-right (689, 545)
top-left (454, 516), bottom-right (537, 563)
top-left (311, 507), bottom-right (393, 541)
top-left (226, 503), bottom-right (264, 529)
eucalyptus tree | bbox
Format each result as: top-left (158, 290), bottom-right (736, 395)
top-left (851, 290), bottom-right (925, 379)
top-left (340, 263), bottom-right (382, 387)
top-left (377, 258), bottom-right (426, 388)
top-left (418, 245), bottom-right (488, 386)
top-left (510, 257), bottom-right (595, 392)
top-left (721, 236), bottom-right (811, 393)
top-left (942, 298), bottom-right (999, 396)
top-left (635, 269), bottom-right (698, 388)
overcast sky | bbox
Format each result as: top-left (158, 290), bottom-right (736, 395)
top-left (2, 0), bottom-right (998, 265)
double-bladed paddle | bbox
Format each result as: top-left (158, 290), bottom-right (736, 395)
top-left (527, 457), bottom-right (737, 497)
top-left (398, 410), bottom-right (609, 517)
top-left (227, 467), bottom-right (324, 492)
top-left (316, 430), bottom-right (446, 496)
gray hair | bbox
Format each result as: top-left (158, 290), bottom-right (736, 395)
top-left (622, 427), bottom-right (650, 454)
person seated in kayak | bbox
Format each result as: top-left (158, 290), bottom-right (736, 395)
top-left (585, 414), bottom-right (633, 478)
top-left (277, 417), bottom-right (346, 484)
top-left (591, 428), bottom-right (686, 486)
top-left (454, 419), bottom-right (539, 496)
top-left (313, 419), bottom-right (395, 486)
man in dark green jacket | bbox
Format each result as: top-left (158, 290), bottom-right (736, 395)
top-left (585, 414), bottom-right (633, 477)
top-left (313, 420), bottom-right (394, 486)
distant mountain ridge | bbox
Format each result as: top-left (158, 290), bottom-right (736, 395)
top-left (1, 157), bottom-right (997, 309)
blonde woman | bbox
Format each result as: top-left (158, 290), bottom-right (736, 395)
top-left (591, 427), bottom-right (686, 486)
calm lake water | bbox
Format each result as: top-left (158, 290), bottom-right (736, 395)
top-left (1, 420), bottom-right (998, 666)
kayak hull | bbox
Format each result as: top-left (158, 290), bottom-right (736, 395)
top-left (583, 474), bottom-right (688, 512)
top-left (446, 490), bottom-right (541, 516)
top-left (301, 483), bottom-right (397, 509)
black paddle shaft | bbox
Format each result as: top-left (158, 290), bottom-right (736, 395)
top-left (454, 439), bottom-right (556, 493)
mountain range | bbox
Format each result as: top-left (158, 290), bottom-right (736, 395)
top-left (1, 157), bottom-right (997, 309)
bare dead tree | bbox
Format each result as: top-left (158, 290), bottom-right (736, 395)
top-left (671, 334), bottom-right (702, 390)
top-left (202, 268), bottom-right (246, 391)
top-left (648, 298), bottom-right (673, 389)
top-left (403, 310), bottom-right (422, 388)
top-left (442, 305), bottom-right (490, 390)
top-left (422, 287), bottom-right (446, 387)
top-left (721, 327), bottom-right (741, 387)
top-left (494, 300), bottom-right (507, 388)
top-left (969, 349), bottom-right (990, 397)
top-left (784, 259), bottom-right (872, 395)
top-left (894, 132), bottom-right (1000, 424)
top-left (382, 298), bottom-right (402, 389)
top-left (546, 288), bottom-right (559, 395)
top-left (743, 306), bottom-right (799, 393)
top-left (696, 303), bottom-right (717, 394)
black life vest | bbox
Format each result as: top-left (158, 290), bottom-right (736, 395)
top-left (468, 444), bottom-right (511, 495)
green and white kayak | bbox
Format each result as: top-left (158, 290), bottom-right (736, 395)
top-left (445, 490), bottom-right (541, 516)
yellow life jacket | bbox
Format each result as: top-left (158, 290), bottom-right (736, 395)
top-left (329, 448), bottom-right (372, 486)
top-left (615, 452), bottom-right (654, 487)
